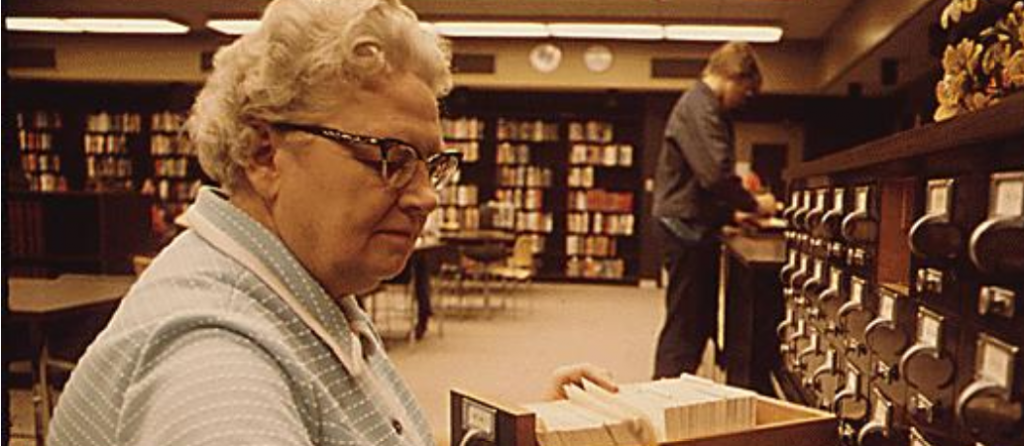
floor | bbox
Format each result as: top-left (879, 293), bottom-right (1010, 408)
top-left (9, 283), bottom-right (697, 446)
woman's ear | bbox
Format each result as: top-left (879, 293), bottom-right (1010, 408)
top-left (243, 125), bottom-right (282, 202)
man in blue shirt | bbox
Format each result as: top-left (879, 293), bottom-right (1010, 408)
top-left (652, 42), bottom-right (775, 378)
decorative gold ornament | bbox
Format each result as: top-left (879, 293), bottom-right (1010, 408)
top-left (942, 0), bottom-right (980, 29)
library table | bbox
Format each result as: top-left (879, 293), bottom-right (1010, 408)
top-left (439, 230), bottom-right (516, 312)
top-left (719, 231), bottom-right (786, 397)
top-left (9, 274), bottom-right (135, 445)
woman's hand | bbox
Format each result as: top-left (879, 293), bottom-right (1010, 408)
top-left (546, 363), bottom-right (618, 400)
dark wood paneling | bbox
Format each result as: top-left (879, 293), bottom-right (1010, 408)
top-left (785, 94), bottom-right (1024, 180)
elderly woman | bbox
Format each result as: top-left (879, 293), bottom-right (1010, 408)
top-left (47, 0), bottom-right (611, 444)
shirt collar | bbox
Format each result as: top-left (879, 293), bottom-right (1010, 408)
top-left (188, 186), bottom-right (377, 354)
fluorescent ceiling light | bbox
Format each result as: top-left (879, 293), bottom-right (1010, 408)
top-left (206, 19), bottom-right (261, 36)
top-left (7, 17), bottom-right (190, 34)
top-left (64, 18), bottom-right (189, 34)
top-left (432, 22), bottom-right (548, 38)
top-left (548, 23), bottom-right (664, 40)
top-left (664, 25), bottom-right (783, 42)
top-left (5, 17), bottom-right (82, 33)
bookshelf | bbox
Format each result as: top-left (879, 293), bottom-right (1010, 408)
top-left (16, 111), bottom-right (69, 192)
top-left (6, 191), bottom-right (152, 276)
top-left (439, 92), bottom-right (646, 283)
top-left (9, 84), bottom-right (652, 282)
top-left (564, 120), bottom-right (638, 281)
top-left (439, 117), bottom-right (485, 232)
top-left (83, 112), bottom-right (143, 191)
top-left (494, 119), bottom-right (559, 258)
top-left (143, 111), bottom-right (202, 230)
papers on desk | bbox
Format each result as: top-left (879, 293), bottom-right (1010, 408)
top-left (523, 374), bottom-right (757, 446)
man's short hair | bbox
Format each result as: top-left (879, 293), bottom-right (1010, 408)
top-left (703, 41), bottom-right (762, 85)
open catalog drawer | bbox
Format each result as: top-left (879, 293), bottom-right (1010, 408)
top-left (451, 377), bottom-right (837, 446)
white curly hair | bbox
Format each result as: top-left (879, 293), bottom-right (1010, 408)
top-left (188, 0), bottom-right (452, 191)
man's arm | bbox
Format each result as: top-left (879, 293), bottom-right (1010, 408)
top-left (667, 101), bottom-right (758, 213)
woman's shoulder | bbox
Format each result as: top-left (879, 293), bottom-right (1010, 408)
top-left (111, 231), bottom-right (289, 335)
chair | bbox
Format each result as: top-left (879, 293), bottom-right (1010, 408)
top-left (487, 237), bottom-right (537, 313)
top-left (489, 237), bottom-right (536, 288)
top-left (459, 241), bottom-right (510, 312)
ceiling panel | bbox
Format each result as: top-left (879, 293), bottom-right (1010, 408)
top-left (9, 0), bottom-right (859, 40)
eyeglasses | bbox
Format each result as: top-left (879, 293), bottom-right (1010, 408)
top-left (272, 122), bottom-right (462, 191)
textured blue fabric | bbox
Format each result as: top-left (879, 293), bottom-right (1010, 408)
top-left (48, 187), bottom-right (433, 446)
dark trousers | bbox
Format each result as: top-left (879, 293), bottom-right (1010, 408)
top-left (411, 253), bottom-right (432, 337)
top-left (654, 225), bottom-right (721, 379)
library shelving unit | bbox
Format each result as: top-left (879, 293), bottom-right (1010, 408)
top-left (493, 118), bottom-right (558, 261)
top-left (6, 190), bottom-right (152, 276)
top-left (16, 111), bottom-right (69, 192)
top-left (439, 91), bottom-right (646, 283)
top-left (564, 120), bottom-right (638, 281)
top-left (439, 116), bottom-right (485, 231)
top-left (83, 111), bottom-right (143, 191)
top-left (8, 84), bottom-right (652, 283)
top-left (143, 111), bottom-right (202, 225)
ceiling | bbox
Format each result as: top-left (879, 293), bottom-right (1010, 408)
top-left (9, 0), bottom-right (859, 41)
top-left (824, 0), bottom-right (944, 95)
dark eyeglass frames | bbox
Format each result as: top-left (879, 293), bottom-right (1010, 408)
top-left (272, 122), bottom-right (462, 191)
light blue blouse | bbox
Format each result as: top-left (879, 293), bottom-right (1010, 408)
top-left (48, 187), bottom-right (434, 446)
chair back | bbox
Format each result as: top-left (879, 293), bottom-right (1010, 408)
top-left (509, 237), bottom-right (535, 269)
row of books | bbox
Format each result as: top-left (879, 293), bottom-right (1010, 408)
top-left (441, 117), bottom-right (485, 140)
top-left (568, 190), bottom-right (634, 213)
top-left (23, 173), bottom-right (68, 193)
top-left (566, 212), bottom-right (635, 236)
top-left (17, 111), bottom-right (63, 130)
top-left (568, 120), bottom-right (615, 143)
top-left (496, 142), bottom-right (533, 165)
top-left (495, 187), bottom-right (545, 211)
top-left (151, 134), bottom-right (196, 156)
top-left (497, 119), bottom-right (560, 142)
top-left (567, 167), bottom-right (597, 189)
top-left (443, 117), bottom-right (621, 144)
top-left (565, 257), bottom-right (626, 279)
top-left (493, 210), bottom-right (557, 235)
top-left (84, 134), bottom-right (133, 155)
top-left (446, 141), bottom-right (480, 163)
top-left (524, 375), bottom-right (757, 446)
top-left (86, 178), bottom-right (134, 191)
top-left (21, 153), bottom-right (62, 173)
top-left (86, 157), bottom-right (133, 180)
top-left (153, 158), bottom-right (191, 178)
top-left (151, 111), bottom-right (186, 132)
top-left (498, 166), bottom-right (554, 188)
top-left (439, 206), bottom-right (481, 232)
top-left (438, 184), bottom-right (479, 207)
top-left (18, 130), bottom-right (58, 152)
top-left (86, 112), bottom-right (143, 133)
top-left (565, 235), bottom-right (618, 257)
top-left (569, 144), bottom-right (634, 167)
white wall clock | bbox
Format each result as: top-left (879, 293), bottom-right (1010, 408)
top-left (529, 43), bottom-right (563, 73)
top-left (583, 45), bottom-right (614, 73)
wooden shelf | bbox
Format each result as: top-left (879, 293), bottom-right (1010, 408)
top-left (784, 93), bottom-right (1024, 180)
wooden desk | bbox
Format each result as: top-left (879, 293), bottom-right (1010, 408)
top-left (9, 274), bottom-right (135, 445)
top-left (719, 232), bottom-right (786, 396)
